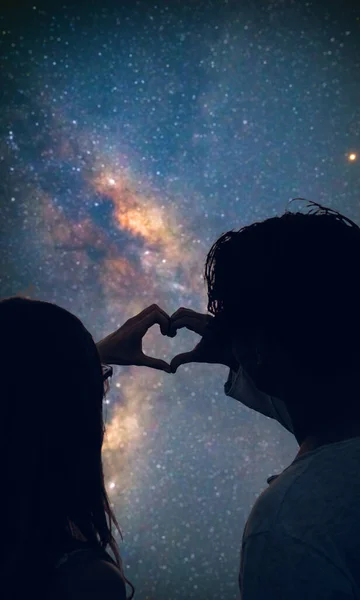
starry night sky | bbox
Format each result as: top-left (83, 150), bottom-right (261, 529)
top-left (1, 1), bottom-right (359, 598)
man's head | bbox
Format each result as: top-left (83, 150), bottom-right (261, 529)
top-left (205, 201), bottom-right (360, 440)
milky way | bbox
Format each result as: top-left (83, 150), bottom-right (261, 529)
top-left (1, 1), bottom-right (359, 598)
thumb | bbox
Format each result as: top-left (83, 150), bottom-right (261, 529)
top-left (141, 354), bottom-right (172, 373)
top-left (170, 351), bottom-right (197, 373)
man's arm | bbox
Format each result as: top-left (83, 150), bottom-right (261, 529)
top-left (240, 530), bottom-right (355, 599)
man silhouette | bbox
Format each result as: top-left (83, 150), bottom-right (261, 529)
top-left (169, 201), bottom-right (360, 598)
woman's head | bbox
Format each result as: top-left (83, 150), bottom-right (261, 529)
top-left (0, 297), bottom-right (133, 598)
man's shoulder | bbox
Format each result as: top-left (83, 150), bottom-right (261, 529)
top-left (244, 460), bottom-right (309, 540)
top-left (243, 479), bottom-right (283, 540)
top-left (245, 439), bottom-right (360, 541)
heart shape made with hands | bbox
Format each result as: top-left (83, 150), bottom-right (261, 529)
top-left (97, 305), bottom-right (212, 373)
top-left (139, 305), bottom-right (212, 373)
top-left (97, 305), bottom-right (217, 374)
top-left (144, 306), bottom-right (236, 373)
top-left (142, 319), bottom-right (203, 372)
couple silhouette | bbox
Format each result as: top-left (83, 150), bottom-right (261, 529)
top-left (2, 200), bottom-right (360, 600)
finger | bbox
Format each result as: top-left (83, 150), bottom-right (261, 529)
top-left (170, 351), bottom-right (198, 373)
top-left (170, 307), bottom-right (197, 321)
top-left (128, 304), bottom-right (170, 330)
top-left (170, 309), bottom-right (212, 331)
top-left (123, 304), bottom-right (170, 334)
top-left (138, 303), bottom-right (169, 320)
top-left (169, 316), bottom-right (207, 337)
top-left (138, 306), bottom-right (171, 336)
top-left (141, 354), bottom-right (172, 373)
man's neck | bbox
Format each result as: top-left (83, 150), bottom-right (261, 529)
top-left (296, 420), bottom-right (360, 458)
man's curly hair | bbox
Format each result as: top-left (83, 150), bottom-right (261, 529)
top-left (205, 200), bottom-right (360, 377)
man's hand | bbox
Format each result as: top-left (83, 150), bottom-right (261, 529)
top-left (169, 308), bottom-right (239, 373)
top-left (96, 304), bottom-right (172, 373)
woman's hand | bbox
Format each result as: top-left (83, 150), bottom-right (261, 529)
top-left (96, 304), bottom-right (172, 373)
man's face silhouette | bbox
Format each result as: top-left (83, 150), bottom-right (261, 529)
top-left (232, 331), bottom-right (291, 401)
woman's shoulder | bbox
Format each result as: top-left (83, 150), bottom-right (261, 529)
top-left (53, 558), bottom-right (127, 600)
top-left (50, 543), bottom-right (127, 600)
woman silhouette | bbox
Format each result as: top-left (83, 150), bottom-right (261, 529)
top-left (0, 297), bottom-right (171, 599)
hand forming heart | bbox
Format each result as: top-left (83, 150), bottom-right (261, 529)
top-left (96, 304), bottom-right (173, 373)
top-left (96, 305), bottom-right (238, 374)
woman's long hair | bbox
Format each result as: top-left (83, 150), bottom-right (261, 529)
top-left (0, 297), bottom-right (134, 599)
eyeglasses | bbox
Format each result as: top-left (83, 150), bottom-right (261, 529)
top-left (101, 364), bottom-right (113, 382)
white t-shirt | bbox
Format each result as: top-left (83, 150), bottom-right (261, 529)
top-left (224, 366), bottom-right (360, 599)
top-left (240, 437), bottom-right (360, 599)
